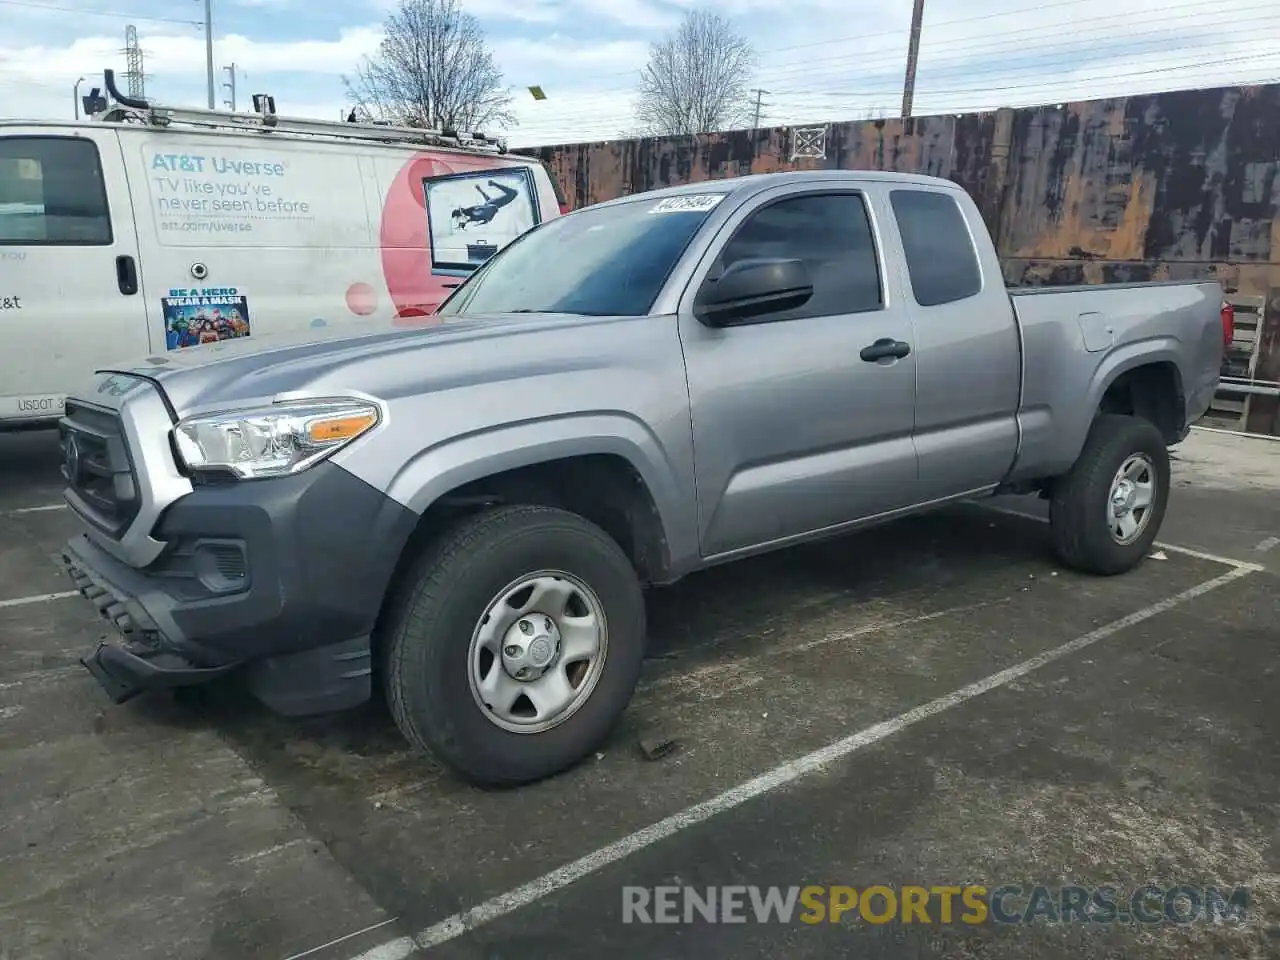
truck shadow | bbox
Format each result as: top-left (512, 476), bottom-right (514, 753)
top-left (0, 428), bottom-right (63, 506)
top-left (190, 498), bottom-right (1060, 769)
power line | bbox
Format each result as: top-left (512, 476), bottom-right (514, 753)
top-left (509, 10), bottom-right (1280, 129)
top-left (801, 49), bottom-right (1280, 101)
top-left (509, 54), bottom-right (1280, 144)
top-left (765, 24), bottom-right (1280, 97)
top-left (0, 0), bottom-right (199, 25)
top-left (752, 6), bottom-right (1280, 92)
top-left (520, 4), bottom-right (1279, 114)
top-left (523, 0), bottom-right (1121, 89)
top-left (511, 0), bottom-right (1260, 94)
top-left (515, 46), bottom-right (1280, 137)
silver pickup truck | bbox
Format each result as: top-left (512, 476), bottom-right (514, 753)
top-left (58, 170), bottom-right (1227, 787)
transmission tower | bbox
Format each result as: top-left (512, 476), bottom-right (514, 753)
top-left (122, 25), bottom-right (147, 99)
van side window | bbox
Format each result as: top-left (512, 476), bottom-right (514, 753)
top-left (713, 192), bottom-right (882, 320)
top-left (0, 138), bottom-right (112, 245)
top-left (889, 189), bottom-right (981, 307)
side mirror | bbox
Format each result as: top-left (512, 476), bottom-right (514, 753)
top-left (695, 258), bottom-right (814, 326)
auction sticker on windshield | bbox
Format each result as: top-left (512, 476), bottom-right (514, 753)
top-left (649, 194), bottom-right (726, 214)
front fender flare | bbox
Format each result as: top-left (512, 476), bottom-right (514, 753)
top-left (383, 412), bottom-right (697, 569)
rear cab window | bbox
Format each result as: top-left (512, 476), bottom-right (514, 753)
top-left (0, 136), bottom-right (113, 245)
top-left (889, 188), bottom-right (981, 306)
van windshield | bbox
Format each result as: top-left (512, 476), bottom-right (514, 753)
top-left (436, 193), bottom-right (727, 318)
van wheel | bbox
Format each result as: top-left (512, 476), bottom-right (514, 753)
top-left (381, 504), bottom-right (646, 787)
top-left (1049, 414), bottom-right (1170, 575)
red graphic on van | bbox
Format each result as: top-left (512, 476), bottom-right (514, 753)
top-left (369, 151), bottom-right (536, 326)
top-left (345, 281), bottom-right (378, 316)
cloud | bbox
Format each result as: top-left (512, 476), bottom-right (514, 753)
top-left (0, 26), bottom-right (384, 83)
top-left (493, 36), bottom-right (651, 78)
top-left (572, 0), bottom-right (677, 31)
top-left (370, 0), bottom-right (677, 29)
top-left (457, 0), bottom-right (565, 25)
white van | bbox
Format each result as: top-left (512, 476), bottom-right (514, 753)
top-left (0, 72), bottom-right (567, 428)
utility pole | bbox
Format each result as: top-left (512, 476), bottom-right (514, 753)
top-left (751, 88), bottom-right (770, 130)
top-left (204, 0), bottom-right (215, 109)
top-left (901, 0), bottom-right (925, 118)
top-left (222, 63), bottom-right (237, 111)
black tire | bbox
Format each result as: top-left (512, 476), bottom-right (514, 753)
top-left (380, 504), bottom-right (646, 787)
top-left (1049, 414), bottom-right (1171, 576)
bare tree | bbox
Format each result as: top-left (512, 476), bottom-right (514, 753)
top-left (633, 11), bottom-right (757, 137)
top-left (343, 0), bottom-right (515, 133)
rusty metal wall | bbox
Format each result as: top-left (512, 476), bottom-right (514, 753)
top-left (529, 83), bottom-right (1280, 433)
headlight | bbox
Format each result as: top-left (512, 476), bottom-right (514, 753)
top-left (172, 398), bottom-right (380, 479)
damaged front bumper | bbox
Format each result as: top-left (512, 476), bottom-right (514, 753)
top-left (61, 535), bottom-right (239, 704)
top-left (58, 460), bottom-right (420, 717)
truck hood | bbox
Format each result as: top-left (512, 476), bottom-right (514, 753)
top-left (93, 312), bottom-right (615, 416)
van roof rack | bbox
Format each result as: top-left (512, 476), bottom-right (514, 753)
top-left (92, 68), bottom-right (507, 155)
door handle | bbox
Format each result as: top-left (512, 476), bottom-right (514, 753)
top-left (115, 255), bottom-right (138, 296)
top-left (860, 337), bottom-right (911, 362)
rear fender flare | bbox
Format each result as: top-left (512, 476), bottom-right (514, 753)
top-left (1074, 338), bottom-right (1185, 455)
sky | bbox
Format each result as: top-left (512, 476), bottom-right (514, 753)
top-left (1, 0), bottom-right (1278, 148)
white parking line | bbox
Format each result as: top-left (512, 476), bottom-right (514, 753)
top-left (1254, 536), bottom-right (1280, 553)
top-left (3, 502), bottom-right (66, 516)
top-left (230, 839), bottom-right (308, 865)
top-left (979, 504), bottom-right (1265, 572)
top-left (342, 562), bottom-right (1256, 960)
top-left (1190, 424), bottom-right (1280, 442)
top-left (0, 665), bottom-right (81, 691)
top-left (281, 918), bottom-right (402, 960)
top-left (0, 590), bottom-right (78, 610)
top-left (635, 597), bottom-right (1012, 704)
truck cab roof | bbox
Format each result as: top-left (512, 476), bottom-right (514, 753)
top-left (593, 169), bottom-right (966, 211)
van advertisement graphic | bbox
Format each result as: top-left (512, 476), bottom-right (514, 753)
top-left (423, 167), bottom-right (538, 274)
top-left (142, 142), bottom-right (550, 329)
top-left (162, 287), bottom-right (251, 350)
top-left (144, 144), bottom-right (362, 248)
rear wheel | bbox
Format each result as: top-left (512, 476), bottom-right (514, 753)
top-left (380, 504), bottom-right (646, 787)
top-left (1049, 414), bottom-right (1170, 575)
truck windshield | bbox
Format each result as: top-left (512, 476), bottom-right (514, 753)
top-left (436, 194), bottom-right (724, 318)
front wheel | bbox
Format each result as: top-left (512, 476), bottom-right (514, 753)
top-left (1049, 414), bottom-right (1171, 576)
top-left (380, 504), bottom-right (646, 787)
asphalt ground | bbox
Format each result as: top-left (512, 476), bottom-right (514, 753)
top-left (1, 426), bottom-right (1277, 960)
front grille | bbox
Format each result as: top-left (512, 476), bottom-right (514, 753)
top-left (59, 401), bottom-right (140, 538)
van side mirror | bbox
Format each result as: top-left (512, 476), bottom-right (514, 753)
top-left (694, 258), bottom-right (814, 326)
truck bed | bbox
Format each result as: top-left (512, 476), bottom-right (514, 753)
top-left (1005, 278), bottom-right (1224, 482)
